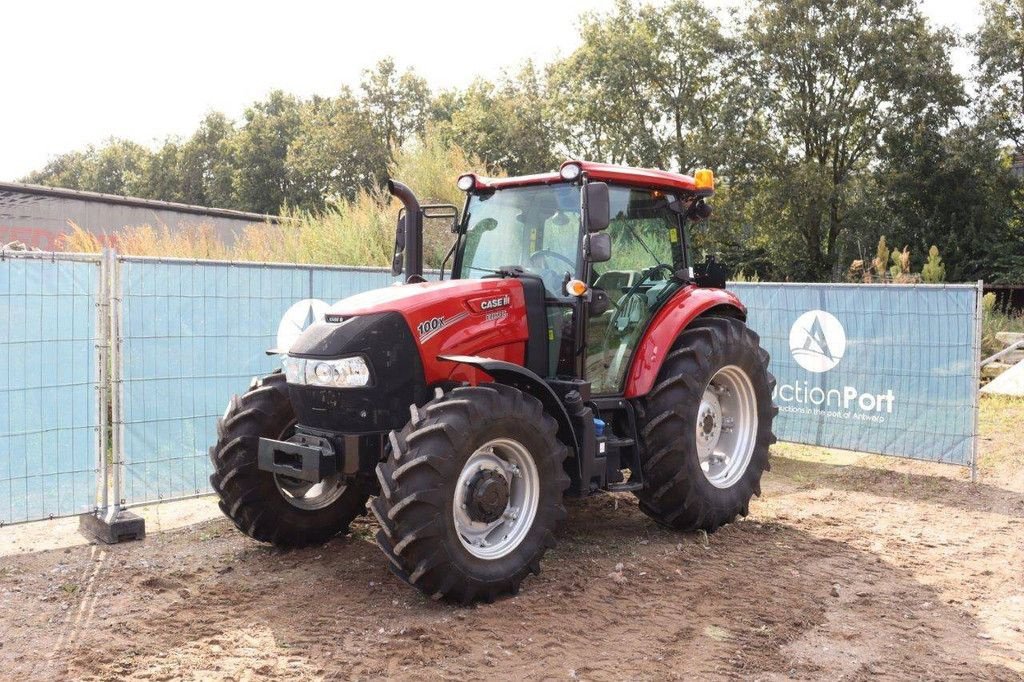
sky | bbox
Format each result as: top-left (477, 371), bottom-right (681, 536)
top-left (0, 0), bottom-right (985, 181)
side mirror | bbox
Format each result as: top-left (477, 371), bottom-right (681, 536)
top-left (687, 199), bottom-right (712, 222)
top-left (585, 232), bottom-right (612, 263)
top-left (583, 182), bottom-right (610, 232)
top-left (391, 212), bottom-right (406, 277)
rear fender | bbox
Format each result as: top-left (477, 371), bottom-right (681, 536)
top-left (623, 286), bottom-right (746, 398)
top-left (438, 355), bottom-right (579, 459)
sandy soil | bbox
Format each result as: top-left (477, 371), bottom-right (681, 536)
top-left (1, 395), bottom-right (1022, 681)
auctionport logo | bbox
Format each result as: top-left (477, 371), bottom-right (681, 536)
top-left (789, 310), bottom-right (846, 373)
top-left (776, 308), bottom-right (895, 423)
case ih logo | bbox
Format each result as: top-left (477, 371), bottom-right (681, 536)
top-left (789, 310), bottom-right (846, 373)
top-left (479, 294), bottom-right (510, 310)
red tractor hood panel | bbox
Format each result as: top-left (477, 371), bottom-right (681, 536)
top-left (329, 278), bottom-right (530, 385)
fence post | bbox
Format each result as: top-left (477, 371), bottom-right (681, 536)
top-left (79, 250), bottom-right (145, 543)
top-left (95, 249), bottom-right (111, 515)
top-left (107, 251), bottom-right (123, 522)
top-left (970, 280), bottom-right (984, 483)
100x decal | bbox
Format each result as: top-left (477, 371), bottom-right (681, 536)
top-left (417, 311), bottom-right (469, 343)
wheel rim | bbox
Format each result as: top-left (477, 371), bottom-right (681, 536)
top-left (274, 473), bottom-right (348, 511)
top-left (272, 421), bottom-right (348, 511)
top-left (452, 438), bottom-right (540, 560)
top-left (695, 365), bottom-right (758, 489)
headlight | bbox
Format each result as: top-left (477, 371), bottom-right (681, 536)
top-left (281, 356), bottom-right (371, 388)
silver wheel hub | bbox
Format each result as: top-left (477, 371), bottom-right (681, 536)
top-left (273, 428), bottom-right (347, 511)
top-left (453, 438), bottom-right (540, 560)
top-left (275, 473), bottom-right (348, 511)
top-left (696, 365), bottom-right (758, 489)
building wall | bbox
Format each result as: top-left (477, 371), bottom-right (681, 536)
top-left (0, 183), bottom-right (277, 249)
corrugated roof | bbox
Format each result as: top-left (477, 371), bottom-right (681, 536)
top-left (0, 181), bottom-right (282, 223)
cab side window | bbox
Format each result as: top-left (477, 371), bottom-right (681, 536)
top-left (586, 187), bottom-right (683, 394)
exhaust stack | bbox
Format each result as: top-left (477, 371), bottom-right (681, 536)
top-left (387, 179), bottom-right (423, 282)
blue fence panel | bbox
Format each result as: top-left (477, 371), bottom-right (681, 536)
top-left (118, 260), bottom-right (397, 505)
top-left (0, 254), bottom-right (100, 523)
top-left (729, 283), bottom-right (979, 465)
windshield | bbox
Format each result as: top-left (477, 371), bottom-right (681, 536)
top-left (458, 184), bottom-right (581, 297)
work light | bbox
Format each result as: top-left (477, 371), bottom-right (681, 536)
top-left (560, 162), bottom-right (582, 181)
top-left (457, 174), bottom-right (475, 191)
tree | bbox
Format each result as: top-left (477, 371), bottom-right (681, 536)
top-left (743, 0), bottom-right (964, 280)
top-left (22, 139), bottom-right (153, 197)
top-left (437, 63), bottom-right (557, 175)
top-left (872, 118), bottom-right (1022, 282)
top-left (286, 90), bottom-right (388, 210)
top-left (22, 149), bottom-right (96, 189)
top-left (177, 112), bottom-right (238, 208)
top-left (974, 0), bottom-right (1024, 153)
top-left (546, 0), bottom-right (665, 165)
top-left (230, 91), bottom-right (302, 214)
top-left (360, 58), bottom-right (431, 154)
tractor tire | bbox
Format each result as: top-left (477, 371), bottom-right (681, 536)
top-left (210, 371), bottom-right (371, 548)
top-left (371, 384), bottom-right (570, 603)
top-left (634, 316), bottom-right (777, 533)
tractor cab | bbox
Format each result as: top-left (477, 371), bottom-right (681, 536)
top-left (396, 160), bottom-right (717, 396)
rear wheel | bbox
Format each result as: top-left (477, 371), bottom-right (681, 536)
top-left (371, 384), bottom-right (570, 603)
top-left (635, 316), bottom-right (777, 532)
top-left (209, 371), bottom-right (371, 547)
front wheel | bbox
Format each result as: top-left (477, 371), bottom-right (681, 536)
top-left (209, 372), bottom-right (371, 547)
top-left (371, 384), bottom-right (570, 603)
top-left (635, 316), bottom-right (777, 532)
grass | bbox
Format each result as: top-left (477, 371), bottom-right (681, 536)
top-left (769, 394), bottom-right (1024, 486)
top-left (982, 296), bottom-right (1024, 358)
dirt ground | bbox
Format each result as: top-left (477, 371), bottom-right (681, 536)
top-left (1, 395), bottom-right (1022, 681)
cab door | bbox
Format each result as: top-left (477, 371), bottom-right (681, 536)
top-left (585, 187), bottom-right (685, 394)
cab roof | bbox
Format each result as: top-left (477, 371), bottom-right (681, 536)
top-left (466, 160), bottom-right (699, 195)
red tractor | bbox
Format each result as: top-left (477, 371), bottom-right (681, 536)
top-left (210, 161), bottom-right (777, 602)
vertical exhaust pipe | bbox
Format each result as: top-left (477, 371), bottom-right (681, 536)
top-left (387, 179), bottom-right (423, 281)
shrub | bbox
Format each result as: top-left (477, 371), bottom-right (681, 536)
top-left (921, 245), bottom-right (946, 283)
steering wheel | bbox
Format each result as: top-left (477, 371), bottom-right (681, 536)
top-left (528, 249), bottom-right (575, 271)
top-left (528, 249), bottom-right (576, 294)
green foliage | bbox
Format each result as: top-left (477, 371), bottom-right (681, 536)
top-left (982, 298), bottom-right (1024, 357)
top-left (983, 291), bottom-right (998, 313)
top-left (740, 0), bottom-right (964, 281)
top-left (922, 245), bottom-right (946, 283)
top-left (973, 0), bottom-right (1024, 152)
top-left (889, 246), bottom-right (910, 281)
top-left (58, 128), bottom-right (483, 270)
top-left (546, 0), bottom-right (731, 169)
top-left (25, 1), bottom-right (1024, 286)
top-left (434, 63), bottom-right (557, 176)
top-left (360, 58), bottom-right (431, 151)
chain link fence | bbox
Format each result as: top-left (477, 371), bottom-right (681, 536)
top-left (0, 249), bottom-right (984, 525)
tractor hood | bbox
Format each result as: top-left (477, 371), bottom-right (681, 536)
top-left (289, 277), bottom-right (533, 387)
